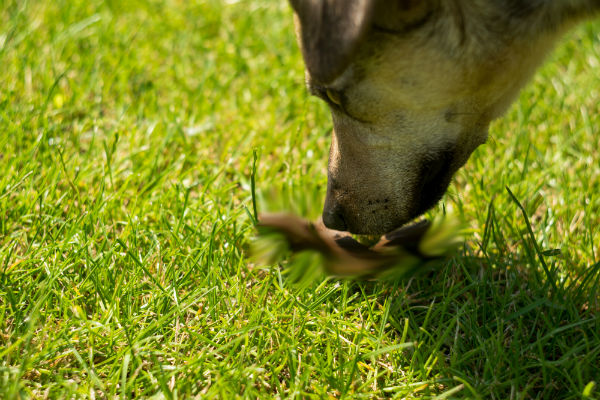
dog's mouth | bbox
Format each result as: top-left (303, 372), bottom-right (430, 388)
top-left (324, 207), bottom-right (422, 236)
top-left (321, 204), bottom-right (430, 243)
top-left (350, 233), bottom-right (382, 247)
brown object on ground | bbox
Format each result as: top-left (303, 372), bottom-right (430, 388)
top-left (257, 213), bottom-right (433, 277)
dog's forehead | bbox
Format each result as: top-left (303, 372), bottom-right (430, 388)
top-left (339, 20), bottom-right (562, 123)
top-left (302, 0), bottom-right (572, 145)
top-left (338, 41), bottom-right (469, 117)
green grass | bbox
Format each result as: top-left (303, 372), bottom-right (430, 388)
top-left (1, 0), bottom-right (599, 398)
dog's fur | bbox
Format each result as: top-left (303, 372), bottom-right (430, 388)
top-left (290, 0), bottom-right (599, 234)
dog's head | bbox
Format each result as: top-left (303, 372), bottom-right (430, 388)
top-left (291, 0), bottom-right (564, 234)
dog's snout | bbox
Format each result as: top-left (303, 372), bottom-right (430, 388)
top-left (416, 146), bottom-right (457, 210)
top-left (322, 205), bottom-right (348, 231)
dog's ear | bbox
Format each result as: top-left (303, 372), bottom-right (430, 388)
top-left (290, 0), bottom-right (375, 84)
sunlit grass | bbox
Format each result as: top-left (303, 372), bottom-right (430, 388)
top-left (0, 0), bottom-right (598, 398)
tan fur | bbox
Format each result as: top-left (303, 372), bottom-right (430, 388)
top-left (292, 0), bottom-right (599, 234)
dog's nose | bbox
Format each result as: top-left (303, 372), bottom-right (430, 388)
top-left (322, 206), bottom-right (348, 231)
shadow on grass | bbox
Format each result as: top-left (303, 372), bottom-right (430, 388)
top-left (353, 250), bottom-right (600, 399)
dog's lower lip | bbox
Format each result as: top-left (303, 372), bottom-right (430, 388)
top-left (347, 223), bottom-right (405, 236)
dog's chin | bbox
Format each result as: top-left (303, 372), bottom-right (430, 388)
top-left (344, 215), bottom-right (413, 236)
top-left (321, 204), bottom-right (418, 235)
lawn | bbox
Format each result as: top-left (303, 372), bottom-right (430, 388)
top-left (1, 0), bottom-right (599, 398)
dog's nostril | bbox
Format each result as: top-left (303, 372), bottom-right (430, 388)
top-left (322, 208), bottom-right (348, 231)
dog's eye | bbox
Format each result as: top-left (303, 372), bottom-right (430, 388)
top-left (311, 85), bottom-right (371, 123)
top-left (325, 89), bottom-right (342, 106)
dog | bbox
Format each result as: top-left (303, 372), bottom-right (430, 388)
top-left (289, 0), bottom-right (599, 235)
